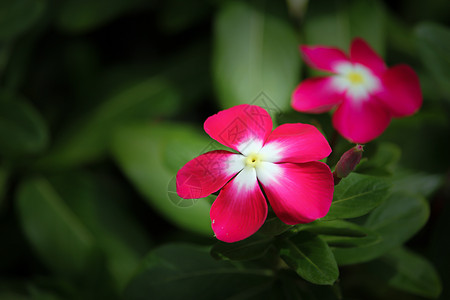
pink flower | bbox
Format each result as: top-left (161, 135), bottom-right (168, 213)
top-left (176, 104), bottom-right (334, 242)
top-left (291, 38), bottom-right (422, 144)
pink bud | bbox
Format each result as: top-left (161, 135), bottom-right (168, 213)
top-left (333, 145), bottom-right (364, 185)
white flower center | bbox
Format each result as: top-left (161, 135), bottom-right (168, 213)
top-left (225, 138), bottom-right (284, 192)
top-left (332, 62), bottom-right (380, 102)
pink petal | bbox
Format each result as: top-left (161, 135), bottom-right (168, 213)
top-left (210, 167), bottom-right (268, 242)
top-left (258, 162), bottom-right (333, 224)
top-left (291, 77), bottom-right (344, 113)
top-left (176, 150), bottom-right (244, 199)
top-left (377, 65), bottom-right (422, 117)
top-left (259, 123), bottom-right (331, 164)
top-left (332, 96), bottom-right (391, 144)
top-left (350, 38), bottom-right (387, 75)
top-left (204, 105), bottom-right (273, 154)
top-left (300, 45), bottom-right (349, 73)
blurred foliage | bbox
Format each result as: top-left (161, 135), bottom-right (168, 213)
top-left (213, 1), bottom-right (300, 110)
top-left (0, 0), bottom-right (449, 299)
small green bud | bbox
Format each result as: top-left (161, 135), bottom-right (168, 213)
top-left (333, 144), bottom-right (364, 185)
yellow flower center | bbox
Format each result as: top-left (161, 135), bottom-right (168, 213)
top-left (245, 153), bottom-right (261, 168)
top-left (347, 72), bottom-right (364, 84)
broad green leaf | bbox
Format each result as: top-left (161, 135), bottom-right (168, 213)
top-left (56, 0), bottom-right (149, 33)
top-left (124, 244), bottom-right (273, 300)
top-left (258, 214), bottom-right (292, 237)
top-left (391, 170), bottom-right (444, 198)
top-left (16, 177), bottom-right (95, 277)
top-left (213, 1), bottom-right (300, 111)
top-left (332, 192), bottom-right (429, 265)
top-left (48, 171), bottom-right (152, 290)
top-left (303, 0), bottom-right (386, 56)
top-left (277, 232), bottom-right (339, 285)
top-left (0, 0), bottom-right (46, 41)
top-left (0, 91), bottom-right (48, 158)
top-left (383, 247), bottom-right (442, 298)
top-left (323, 173), bottom-right (391, 220)
top-left (37, 77), bottom-right (179, 169)
top-left (299, 220), bottom-right (367, 237)
top-left (299, 220), bottom-right (381, 248)
top-left (211, 235), bottom-right (274, 261)
top-left (111, 122), bottom-right (213, 236)
top-left (415, 22), bottom-right (450, 99)
top-left (321, 232), bottom-right (380, 249)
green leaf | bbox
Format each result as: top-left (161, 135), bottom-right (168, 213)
top-left (16, 177), bottom-right (96, 277)
top-left (0, 0), bottom-right (46, 41)
top-left (323, 173), bottom-right (391, 220)
top-left (124, 244), bottom-right (273, 300)
top-left (211, 235), bottom-right (274, 261)
top-left (56, 0), bottom-right (149, 33)
top-left (258, 214), bottom-right (292, 237)
top-left (321, 233), bottom-right (380, 249)
top-left (332, 192), bottom-right (430, 265)
top-left (383, 247), bottom-right (442, 298)
top-left (48, 171), bottom-right (152, 290)
top-left (277, 232), bottom-right (339, 285)
top-left (415, 22), bottom-right (450, 99)
top-left (111, 122), bottom-right (213, 236)
top-left (391, 170), bottom-right (444, 198)
top-left (299, 220), bottom-right (381, 248)
top-left (0, 91), bottom-right (48, 158)
top-left (213, 1), bottom-right (300, 111)
top-left (299, 220), bottom-right (367, 237)
top-left (37, 77), bottom-right (179, 169)
top-left (303, 0), bottom-right (386, 55)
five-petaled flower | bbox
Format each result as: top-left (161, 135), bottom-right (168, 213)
top-left (176, 104), bottom-right (334, 243)
top-left (291, 38), bottom-right (422, 144)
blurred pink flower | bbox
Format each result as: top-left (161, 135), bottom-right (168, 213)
top-left (176, 105), bottom-right (334, 243)
top-left (292, 38), bottom-right (422, 144)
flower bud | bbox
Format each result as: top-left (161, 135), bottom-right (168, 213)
top-left (333, 144), bottom-right (364, 185)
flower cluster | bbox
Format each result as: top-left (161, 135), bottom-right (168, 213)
top-left (177, 38), bottom-right (422, 243)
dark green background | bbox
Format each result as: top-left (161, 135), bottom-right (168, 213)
top-left (0, 0), bottom-right (449, 299)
